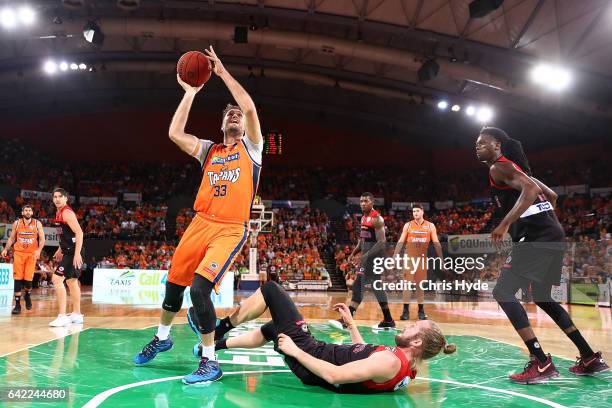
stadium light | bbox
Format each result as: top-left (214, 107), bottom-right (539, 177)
top-left (437, 100), bottom-right (448, 110)
top-left (0, 8), bottom-right (17, 29)
top-left (530, 63), bottom-right (572, 91)
top-left (43, 60), bottom-right (57, 75)
top-left (59, 61), bottom-right (69, 71)
top-left (83, 21), bottom-right (105, 46)
top-left (18, 6), bottom-right (36, 25)
top-left (451, 104), bottom-right (461, 112)
top-left (476, 106), bottom-right (494, 123)
top-left (78, 63), bottom-right (87, 70)
top-left (465, 106), bottom-right (476, 116)
top-left (70, 63), bottom-right (78, 70)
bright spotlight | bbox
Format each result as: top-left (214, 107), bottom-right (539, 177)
top-left (437, 101), bottom-right (448, 110)
top-left (476, 106), bottom-right (494, 123)
top-left (78, 63), bottom-right (87, 70)
top-left (465, 106), bottom-right (476, 116)
top-left (0, 8), bottom-right (17, 29)
top-left (43, 60), bottom-right (57, 75)
top-left (451, 104), bottom-right (461, 112)
top-left (18, 6), bottom-right (36, 25)
top-left (530, 63), bottom-right (572, 91)
top-left (59, 61), bottom-right (68, 71)
top-left (70, 63), bottom-right (78, 70)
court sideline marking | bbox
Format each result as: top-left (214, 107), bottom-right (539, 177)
top-left (82, 370), bottom-right (291, 408)
top-left (81, 369), bottom-right (568, 408)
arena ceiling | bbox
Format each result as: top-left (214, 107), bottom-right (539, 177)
top-left (0, 0), bottom-right (611, 148)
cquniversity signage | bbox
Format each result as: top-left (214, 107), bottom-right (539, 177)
top-left (92, 268), bottom-right (234, 308)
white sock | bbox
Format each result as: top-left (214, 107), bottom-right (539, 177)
top-left (201, 345), bottom-right (215, 360)
top-left (156, 324), bottom-right (171, 340)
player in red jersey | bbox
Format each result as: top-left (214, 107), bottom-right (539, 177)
top-left (49, 187), bottom-right (84, 327)
top-left (477, 127), bottom-right (608, 383)
top-left (330, 193), bottom-right (395, 329)
top-left (214, 281), bottom-right (456, 393)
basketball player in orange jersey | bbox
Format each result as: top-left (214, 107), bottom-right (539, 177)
top-left (133, 46), bottom-right (263, 386)
top-left (50, 188), bottom-right (84, 327)
top-left (393, 205), bottom-right (444, 321)
top-left (2, 205), bottom-right (45, 315)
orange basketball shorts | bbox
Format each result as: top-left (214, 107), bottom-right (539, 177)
top-left (13, 251), bottom-right (37, 281)
top-left (403, 252), bottom-right (427, 283)
top-left (168, 213), bottom-right (248, 293)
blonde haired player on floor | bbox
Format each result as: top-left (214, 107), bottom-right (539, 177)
top-left (214, 281), bottom-right (456, 393)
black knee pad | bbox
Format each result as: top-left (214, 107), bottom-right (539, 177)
top-left (162, 281), bottom-right (186, 313)
top-left (190, 274), bottom-right (216, 334)
top-left (23, 280), bottom-right (33, 290)
top-left (14, 279), bottom-right (23, 293)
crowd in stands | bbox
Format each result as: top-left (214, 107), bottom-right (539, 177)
top-left (96, 241), bottom-right (175, 270)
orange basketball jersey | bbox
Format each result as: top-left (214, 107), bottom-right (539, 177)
top-left (13, 219), bottom-right (40, 253)
top-left (405, 220), bottom-right (433, 256)
top-left (194, 139), bottom-right (261, 224)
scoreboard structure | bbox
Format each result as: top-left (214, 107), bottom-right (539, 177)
top-left (264, 130), bottom-right (283, 155)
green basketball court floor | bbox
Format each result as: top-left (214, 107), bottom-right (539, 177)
top-left (1, 322), bottom-right (610, 407)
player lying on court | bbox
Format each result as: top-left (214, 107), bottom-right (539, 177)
top-left (206, 281), bottom-right (456, 393)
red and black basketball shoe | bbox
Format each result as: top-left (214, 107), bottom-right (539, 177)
top-left (509, 354), bottom-right (559, 384)
top-left (569, 352), bottom-right (609, 376)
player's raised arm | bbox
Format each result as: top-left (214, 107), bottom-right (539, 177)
top-left (204, 46), bottom-right (263, 145)
top-left (169, 74), bottom-right (205, 157)
top-left (333, 303), bottom-right (365, 344)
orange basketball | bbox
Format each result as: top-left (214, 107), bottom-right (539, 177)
top-left (177, 51), bottom-right (212, 87)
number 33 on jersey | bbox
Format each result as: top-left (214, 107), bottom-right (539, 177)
top-left (194, 137), bottom-right (262, 224)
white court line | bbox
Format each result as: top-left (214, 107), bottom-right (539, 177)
top-left (82, 368), bottom-right (567, 408)
top-left (0, 327), bottom-right (90, 358)
top-left (82, 370), bottom-right (292, 408)
top-left (417, 377), bottom-right (568, 408)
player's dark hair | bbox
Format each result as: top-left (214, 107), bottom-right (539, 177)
top-left (21, 204), bottom-right (33, 211)
top-left (480, 127), bottom-right (531, 175)
top-left (52, 187), bottom-right (68, 197)
top-left (361, 192), bottom-right (374, 200)
top-left (412, 204), bottom-right (423, 210)
top-left (222, 103), bottom-right (242, 118)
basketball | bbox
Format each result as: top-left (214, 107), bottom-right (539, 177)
top-left (177, 51), bottom-right (212, 87)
